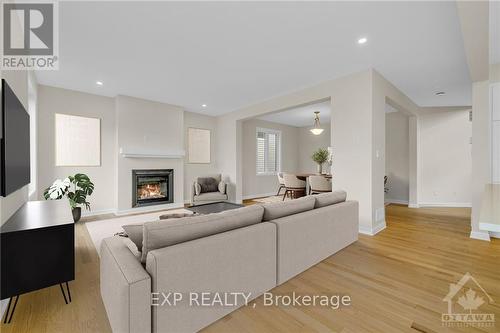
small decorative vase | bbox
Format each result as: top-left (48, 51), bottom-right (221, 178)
top-left (317, 164), bottom-right (323, 174)
top-left (72, 207), bottom-right (82, 223)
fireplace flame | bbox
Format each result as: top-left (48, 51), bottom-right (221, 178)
top-left (138, 183), bottom-right (165, 199)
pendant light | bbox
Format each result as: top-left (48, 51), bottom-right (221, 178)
top-left (310, 111), bottom-right (324, 135)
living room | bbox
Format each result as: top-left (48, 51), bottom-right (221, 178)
top-left (1, 1), bottom-right (500, 333)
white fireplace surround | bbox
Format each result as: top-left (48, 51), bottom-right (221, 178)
top-left (119, 147), bottom-right (185, 159)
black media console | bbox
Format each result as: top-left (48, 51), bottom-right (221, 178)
top-left (0, 200), bottom-right (75, 323)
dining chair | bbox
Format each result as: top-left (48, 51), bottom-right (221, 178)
top-left (309, 175), bottom-right (332, 195)
top-left (283, 174), bottom-right (306, 200)
top-left (276, 172), bottom-right (285, 196)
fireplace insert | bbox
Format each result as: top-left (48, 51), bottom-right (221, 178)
top-left (132, 169), bottom-right (173, 207)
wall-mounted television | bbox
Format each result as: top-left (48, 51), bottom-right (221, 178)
top-left (1, 79), bottom-right (30, 196)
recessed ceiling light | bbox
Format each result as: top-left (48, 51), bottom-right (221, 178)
top-left (96, 81), bottom-right (103, 86)
top-left (435, 91), bottom-right (445, 96)
top-left (358, 37), bottom-right (367, 44)
top-left (202, 104), bottom-right (207, 108)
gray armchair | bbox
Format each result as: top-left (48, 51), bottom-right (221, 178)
top-left (191, 174), bottom-right (228, 206)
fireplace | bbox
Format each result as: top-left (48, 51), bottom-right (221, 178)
top-left (132, 169), bottom-right (173, 207)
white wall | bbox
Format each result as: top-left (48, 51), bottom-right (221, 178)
top-left (37, 87), bottom-right (205, 214)
top-left (115, 95), bottom-right (184, 213)
top-left (242, 119), bottom-right (299, 198)
top-left (298, 125), bottom-right (331, 174)
top-left (184, 111), bottom-right (219, 202)
top-left (37, 85), bottom-right (116, 214)
top-left (385, 111), bottom-right (409, 204)
top-left (471, 81), bottom-right (491, 239)
top-left (419, 109), bottom-right (472, 206)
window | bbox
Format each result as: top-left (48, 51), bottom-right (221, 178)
top-left (256, 128), bottom-right (281, 175)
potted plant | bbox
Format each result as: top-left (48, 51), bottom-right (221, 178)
top-left (44, 173), bottom-right (95, 222)
top-left (312, 148), bottom-right (329, 174)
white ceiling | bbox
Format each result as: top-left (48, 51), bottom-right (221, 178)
top-left (36, 1), bottom-right (472, 116)
top-left (257, 101), bottom-right (331, 128)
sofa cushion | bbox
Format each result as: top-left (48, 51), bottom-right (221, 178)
top-left (198, 177), bottom-right (219, 193)
top-left (314, 190), bottom-right (347, 208)
top-left (122, 213), bottom-right (195, 251)
top-left (193, 191), bottom-right (228, 202)
top-left (262, 196), bottom-right (315, 221)
top-left (141, 205), bottom-right (265, 262)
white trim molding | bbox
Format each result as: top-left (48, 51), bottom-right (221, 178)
top-left (490, 232), bottom-right (500, 239)
top-left (81, 208), bottom-right (117, 218)
top-left (119, 147), bottom-right (185, 159)
top-left (115, 202), bottom-right (185, 216)
top-left (359, 220), bottom-right (386, 236)
top-left (408, 203), bottom-right (420, 208)
top-left (418, 202), bottom-right (472, 208)
top-left (479, 223), bottom-right (500, 233)
top-left (242, 192), bottom-right (278, 200)
top-left (385, 199), bottom-right (409, 205)
top-left (470, 231), bottom-right (491, 241)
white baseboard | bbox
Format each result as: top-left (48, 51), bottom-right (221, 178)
top-left (408, 203), bottom-right (419, 208)
top-left (359, 220), bottom-right (386, 236)
top-left (82, 208), bottom-right (116, 217)
top-left (115, 202), bottom-right (185, 216)
top-left (479, 223), bottom-right (500, 233)
top-left (490, 232), bottom-right (500, 239)
top-left (470, 231), bottom-right (491, 241)
top-left (418, 202), bottom-right (472, 208)
top-left (242, 192), bottom-right (277, 200)
top-left (385, 199), bottom-right (409, 205)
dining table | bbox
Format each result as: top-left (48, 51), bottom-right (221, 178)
top-left (295, 173), bottom-right (333, 181)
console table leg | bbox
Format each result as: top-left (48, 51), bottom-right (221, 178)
top-left (59, 283), bottom-right (68, 304)
top-left (65, 282), bottom-right (72, 303)
top-left (2, 297), bottom-right (12, 324)
top-left (3, 295), bottom-right (19, 324)
top-left (8, 295), bottom-right (19, 323)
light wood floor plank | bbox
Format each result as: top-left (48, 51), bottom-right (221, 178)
top-left (1, 204), bottom-right (498, 332)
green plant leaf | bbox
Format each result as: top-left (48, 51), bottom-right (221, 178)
top-left (312, 148), bottom-right (329, 164)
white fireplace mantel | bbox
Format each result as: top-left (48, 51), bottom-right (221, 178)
top-left (119, 147), bottom-right (185, 159)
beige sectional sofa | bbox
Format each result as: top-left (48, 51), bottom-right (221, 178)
top-left (100, 191), bottom-right (358, 333)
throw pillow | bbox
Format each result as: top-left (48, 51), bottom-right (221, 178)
top-left (121, 223), bottom-right (144, 251)
top-left (218, 181), bottom-right (226, 194)
top-left (198, 177), bottom-right (218, 193)
top-left (194, 182), bottom-right (201, 196)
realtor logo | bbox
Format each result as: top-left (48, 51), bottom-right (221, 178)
top-left (442, 272), bottom-right (495, 328)
top-left (1, 1), bottom-right (58, 69)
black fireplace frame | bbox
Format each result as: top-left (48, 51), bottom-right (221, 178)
top-left (132, 169), bottom-right (174, 208)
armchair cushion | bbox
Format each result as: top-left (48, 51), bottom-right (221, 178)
top-left (194, 182), bottom-right (201, 196)
top-left (218, 180), bottom-right (226, 194)
top-left (198, 177), bottom-right (219, 193)
top-left (193, 192), bottom-right (228, 202)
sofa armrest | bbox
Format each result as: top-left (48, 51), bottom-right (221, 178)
top-left (100, 237), bottom-right (151, 333)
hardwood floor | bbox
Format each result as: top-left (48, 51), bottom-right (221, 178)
top-left (1, 204), bottom-right (499, 333)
